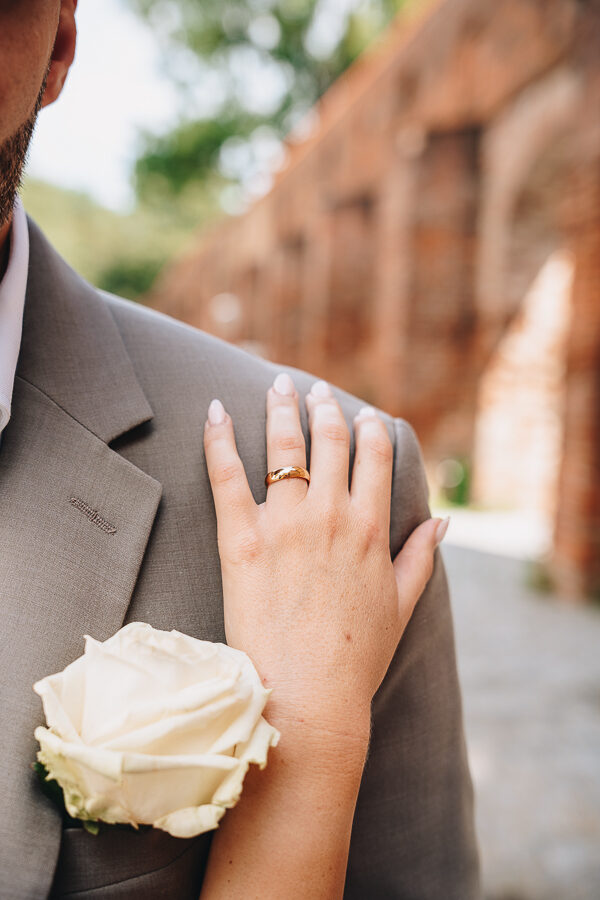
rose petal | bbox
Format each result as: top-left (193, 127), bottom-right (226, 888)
top-left (33, 655), bottom-right (88, 739)
top-left (153, 804), bottom-right (226, 838)
top-left (100, 685), bottom-right (264, 756)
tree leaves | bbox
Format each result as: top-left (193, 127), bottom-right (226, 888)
top-left (125, 0), bottom-right (409, 204)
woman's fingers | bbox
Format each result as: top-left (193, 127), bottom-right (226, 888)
top-left (305, 381), bottom-right (350, 502)
top-left (266, 373), bottom-right (308, 508)
top-left (350, 407), bottom-right (394, 535)
top-left (392, 517), bottom-right (450, 626)
top-left (204, 399), bottom-right (257, 532)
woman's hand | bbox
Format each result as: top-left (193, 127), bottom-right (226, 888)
top-left (200, 373), bottom-right (449, 900)
top-left (203, 372), bottom-right (448, 745)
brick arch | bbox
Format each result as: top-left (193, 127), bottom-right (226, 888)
top-left (474, 62), bottom-right (600, 598)
top-left (476, 66), bottom-right (580, 324)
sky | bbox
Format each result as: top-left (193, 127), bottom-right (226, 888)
top-left (27, 0), bottom-right (179, 211)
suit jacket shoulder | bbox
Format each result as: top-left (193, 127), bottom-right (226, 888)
top-left (102, 287), bottom-right (404, 435)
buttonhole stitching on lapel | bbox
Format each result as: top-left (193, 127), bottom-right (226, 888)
top-left (69, 497), bottom-right (117, 535)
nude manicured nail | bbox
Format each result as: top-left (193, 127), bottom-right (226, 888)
top-left (311, 380), bottom-right (332, 399)
top-left (273, 372), bottom-right (295, 396)
top-left (356, 406), bottom-right (378, 419)
top-left (207, 398), bottom-right (226, 425)
top-left (434, 516), bottom-right (450, 546)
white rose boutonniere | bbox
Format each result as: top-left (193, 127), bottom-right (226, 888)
top-left (33, 622), bottom-right (280, 838)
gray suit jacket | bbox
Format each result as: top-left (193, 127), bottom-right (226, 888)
top-left (0, 220), bottom-right (480, 899)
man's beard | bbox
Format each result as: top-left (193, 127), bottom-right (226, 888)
top-left (0, 70), bottom-right (48, 228)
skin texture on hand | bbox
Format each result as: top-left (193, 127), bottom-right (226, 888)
top-left (200, 373), bottom-right (447, 898)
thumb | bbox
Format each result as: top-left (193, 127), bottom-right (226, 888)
top-left (392, 516), bottom-right (449, 624)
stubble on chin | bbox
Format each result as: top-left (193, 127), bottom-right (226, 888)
top-left (0, 70), bottom-right (48, 228)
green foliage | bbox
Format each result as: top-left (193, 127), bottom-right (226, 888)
top-left (437, 456), bottom-right (472, 507)
top-left (20, 177), bottom-right (208, 300)
top-left (126, 0), bottom-right (410, 203)
top-left (97, 255), bottom-right (167, 301)
top-left (525, 558), bottom-right (555, 596)
top-left (135, 114), bottom-right (261, 202)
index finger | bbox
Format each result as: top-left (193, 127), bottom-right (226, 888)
top-left (204, 399), bottom-right (257, 532)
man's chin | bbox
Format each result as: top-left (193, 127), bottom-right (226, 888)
top-left (0, 117), bottom-right (36, 228)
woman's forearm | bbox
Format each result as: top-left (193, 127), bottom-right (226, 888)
top-left (199, 713), bottom-right (371, 900)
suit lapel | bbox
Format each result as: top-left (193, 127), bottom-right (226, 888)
top-left (16, 218), bottom-right (154, 443)
top-left (0, 219), bottom-right (162, 898)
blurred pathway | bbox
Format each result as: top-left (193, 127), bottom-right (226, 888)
top-left (442, 540), bottom-right (600, 900)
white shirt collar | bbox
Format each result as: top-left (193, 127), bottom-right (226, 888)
top-left (0, 197), bottom-right (29, 435)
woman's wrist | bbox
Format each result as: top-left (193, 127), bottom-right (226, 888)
top-left (201, 702), bottom-right (369, 899)
top-left (264, 701), bottom-right (372, 783)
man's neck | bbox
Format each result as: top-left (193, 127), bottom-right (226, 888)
top-left (0, 219), bottom-right (11, 282)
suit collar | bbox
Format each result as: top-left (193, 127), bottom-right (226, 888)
top-left (0, 198), bottom-right (28, 434)
top-left (16, 216), bottom-right (154, 444)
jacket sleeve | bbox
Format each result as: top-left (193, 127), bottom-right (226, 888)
top-left (343, 418), bottom-right (481, 899)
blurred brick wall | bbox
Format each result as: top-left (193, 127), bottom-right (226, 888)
top-left (147, 0), bottom-right (600, 598)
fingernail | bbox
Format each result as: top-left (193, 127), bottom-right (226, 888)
top-left (311, 380), bottom-right (332, 399)
top-left (208, 398), bottom-right (226, 425)
top-left (356, 405), bottom-right (378, 419)
top-left (434, 516), bottom-right (450, 546)
top-left (273, 372), bottom-right (295, 396)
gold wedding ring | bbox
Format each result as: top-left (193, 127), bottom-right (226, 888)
top-left (265, 465), bottom-right (311, 487)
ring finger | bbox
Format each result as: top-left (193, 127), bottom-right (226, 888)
top-left (265, 372), bottom-right (308, 508)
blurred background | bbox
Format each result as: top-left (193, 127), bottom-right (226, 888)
top-left (24, 0), bottom-right (600, 896)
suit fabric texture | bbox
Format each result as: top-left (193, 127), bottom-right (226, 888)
top-left (0, 219), bottom-right (481, 899)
